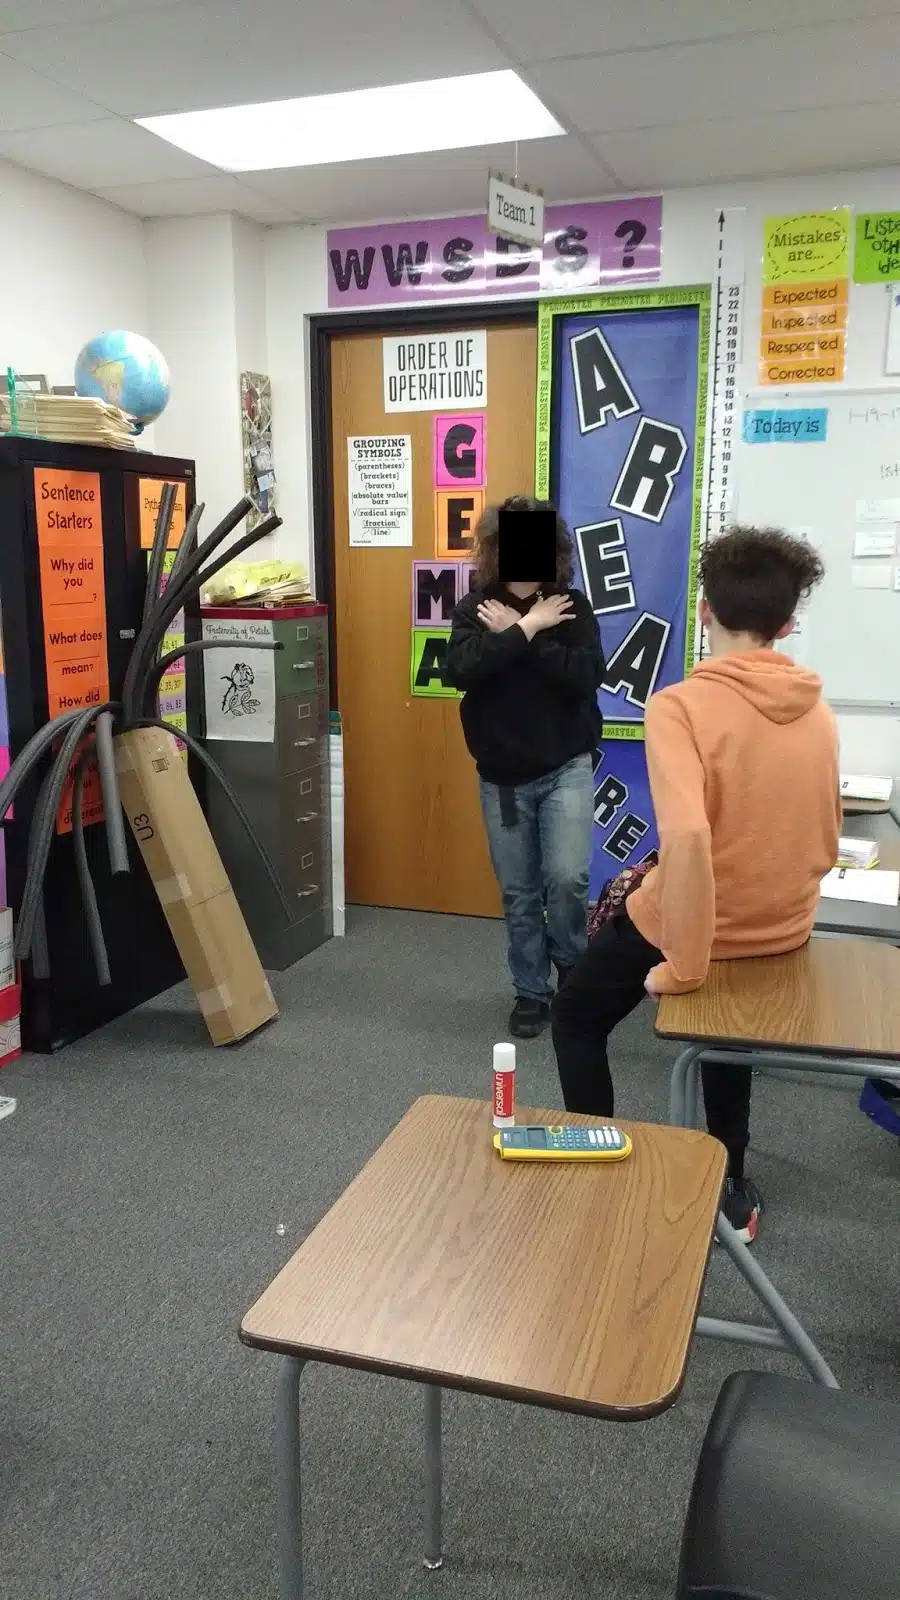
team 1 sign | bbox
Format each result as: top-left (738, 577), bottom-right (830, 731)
top-left (383, 331), bottom-right (486, 413)
top-left (327, 197), bottom-right (662, 308)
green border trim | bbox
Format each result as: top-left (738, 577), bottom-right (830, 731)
top-left (534, 283), bottom-right (712, 687)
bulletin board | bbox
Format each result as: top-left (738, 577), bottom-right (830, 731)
top-left (737, 387), bottom-right (900, 708)
top-left (535, 286), bottom-right (710, 735)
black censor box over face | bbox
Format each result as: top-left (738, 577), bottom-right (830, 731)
top-left (498, 506), bottom-right (557, 584)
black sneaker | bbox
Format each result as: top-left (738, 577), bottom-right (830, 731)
top-left (509, 997), bottom-right (550, 1038)
top-left (720, 1176), bottom-right (763, 1244)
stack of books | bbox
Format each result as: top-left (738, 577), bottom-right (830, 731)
top-left (0, 392), bottom-right (136, 449)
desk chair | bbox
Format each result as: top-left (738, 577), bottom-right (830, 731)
top-left (678, 1372), bottom-right (900, 1600)
top-left (656, 937), bottom-right (900, 1383)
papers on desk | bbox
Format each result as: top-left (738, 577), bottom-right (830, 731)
top-left (820, 867), bottom-right (900, 906)
top-left (836, 837), bottom-right (879, 869)
top-left (840, 774), bottom-right (893, 804)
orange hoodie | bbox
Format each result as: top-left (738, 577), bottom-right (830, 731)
top-left (626, 650), bottom-right (841, 995)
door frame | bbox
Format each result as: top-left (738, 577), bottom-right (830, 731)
top-left (308, 300), bottom-right (540, 702)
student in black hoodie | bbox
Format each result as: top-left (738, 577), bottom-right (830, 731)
top-left (446, 497), bottom-right (605, 1038)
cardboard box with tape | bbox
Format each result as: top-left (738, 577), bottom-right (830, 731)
top-left (115, 727), bottom-right (277, 1044)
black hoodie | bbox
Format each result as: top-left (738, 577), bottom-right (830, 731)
top-left (445, 586), bottom-right (605, 786)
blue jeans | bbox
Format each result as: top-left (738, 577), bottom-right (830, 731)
top-left (480, 754), bottom-right (594, 1003)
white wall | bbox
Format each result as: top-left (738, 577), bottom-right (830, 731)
top-left (0, 157), bottom-right (147, 392)
top-left (264, 165), bottom-right (900, 772)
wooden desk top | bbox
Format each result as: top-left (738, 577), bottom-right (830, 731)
top-left (656, 936), bottom-right (900, 1059)
top-left (240, 1096), bottom-right (725, 1421)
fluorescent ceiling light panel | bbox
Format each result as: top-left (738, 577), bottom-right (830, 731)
top-left (136, 71), bottom-right (563, 172)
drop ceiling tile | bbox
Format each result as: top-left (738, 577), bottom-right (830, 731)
top-left (93, 172), bottom-right (302, 220)
top-left (530, 15), bottom-right (900, 134)
top-left (0, 50), bottom-right (107, 130)
top-left (2, 0), bottom-right (505, 118)
top-left (0, 117), bottom-right (219, 186)
top-left (0, 0), bottom-right (177, 31)
top-left (594, 103), bottom-right (900, 188)
top-left (246, 136), bottom-right (611, 225)
top-left (471, 0), bottom-right (900, 64)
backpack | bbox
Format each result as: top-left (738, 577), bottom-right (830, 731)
top-left (587, 851), bottom-right (659, 942)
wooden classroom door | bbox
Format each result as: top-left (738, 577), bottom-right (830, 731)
top-left (330, 320), bottom-right (537, 915)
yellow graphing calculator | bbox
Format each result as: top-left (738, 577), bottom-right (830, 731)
top-left (493, 1125), bottom-right (632, 1161)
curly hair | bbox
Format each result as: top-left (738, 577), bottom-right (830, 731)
top-left (470, 496), bottom-right (574, 590)
top-left (699, 525), bottom-right (824, 640)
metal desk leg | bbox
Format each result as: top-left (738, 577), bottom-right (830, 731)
top-left (668, 1044), bottom-right (704, 1127)
top-left (423, 1384), bottom-right (443, 1571)
top-left (276, 1356), bottom-right (307, 1600)
top-left (711, 1214), bottom-right (839, 1388)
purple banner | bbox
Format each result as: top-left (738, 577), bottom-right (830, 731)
top-left (326, 197), bottom-right (662, 308)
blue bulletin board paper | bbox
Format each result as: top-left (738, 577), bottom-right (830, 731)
top-left (536, 287), bottom-right (709, 734)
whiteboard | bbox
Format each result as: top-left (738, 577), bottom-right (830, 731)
top-left (736, 388), bottom-right (900, 707)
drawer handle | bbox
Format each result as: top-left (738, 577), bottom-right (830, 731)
top-left (293, 737), bottom-right (317, 747)
top-left (292, 660), bottom-right (315, 670)
top-left (295, 812), bottom-right (319, 823)
top-left (297, 885), bottom-right (319, 898)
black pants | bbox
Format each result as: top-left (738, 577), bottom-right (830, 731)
top-left (551, 913), bottom-right (752, 1178)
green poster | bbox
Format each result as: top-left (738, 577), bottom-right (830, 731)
top-left (854, 212), bottom-right (900, 282)
top-left (410, 628), bottom-right (461, 698)
top-left (762, 210), bottom-right (850, 285)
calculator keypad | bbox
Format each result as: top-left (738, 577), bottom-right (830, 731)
top-left (547, 1125), bottom-right (625, 1152)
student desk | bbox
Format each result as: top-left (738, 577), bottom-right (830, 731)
top-left (817, 810), bottom-right (900, 943)
top-left (657, 937), bottom-right (900, 1384)
top-left (241, 1095), bottom-right (725, 1598)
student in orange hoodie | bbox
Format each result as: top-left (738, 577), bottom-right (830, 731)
top-left (551, 527), bottom-right (841, 1241)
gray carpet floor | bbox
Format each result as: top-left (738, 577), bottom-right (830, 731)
top-left (1, 906), bottom-right (898, 1600)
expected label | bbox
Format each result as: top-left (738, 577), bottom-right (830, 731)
top-left (383, 331), bottom-right (486, 413)
top-left (138, 477), bottom-right (187, 549)
top-left (347, 435), bottom-right (412, 546)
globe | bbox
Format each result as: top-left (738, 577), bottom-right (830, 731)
top-left (74, 330), bottom-right (170, 431)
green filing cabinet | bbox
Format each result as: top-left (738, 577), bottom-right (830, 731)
top-left (199, 603), bottom-right (331, 969)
